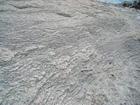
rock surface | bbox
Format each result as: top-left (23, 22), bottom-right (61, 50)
top-left (0, 0), bottom-right (140, 105)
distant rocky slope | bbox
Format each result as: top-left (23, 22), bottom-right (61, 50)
top-left (123, 0), bottom-right (140, 9)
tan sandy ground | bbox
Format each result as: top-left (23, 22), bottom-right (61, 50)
top-left (0, 0), bottom-right (140, 105)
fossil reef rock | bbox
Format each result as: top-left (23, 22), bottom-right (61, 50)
top-left (0, 0), bottom-right (140, 105)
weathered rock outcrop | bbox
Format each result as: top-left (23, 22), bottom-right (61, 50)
top-left (0, 0), bottom-right (140, 105)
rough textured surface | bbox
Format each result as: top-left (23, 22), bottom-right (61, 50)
top-left (0, 0), bottom-right (140, 105)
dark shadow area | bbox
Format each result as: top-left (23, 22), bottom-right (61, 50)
top-left (123, 1), bottom-right (140, 9)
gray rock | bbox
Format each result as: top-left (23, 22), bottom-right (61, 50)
top-left (0, 0), bottom-right (140, 105)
